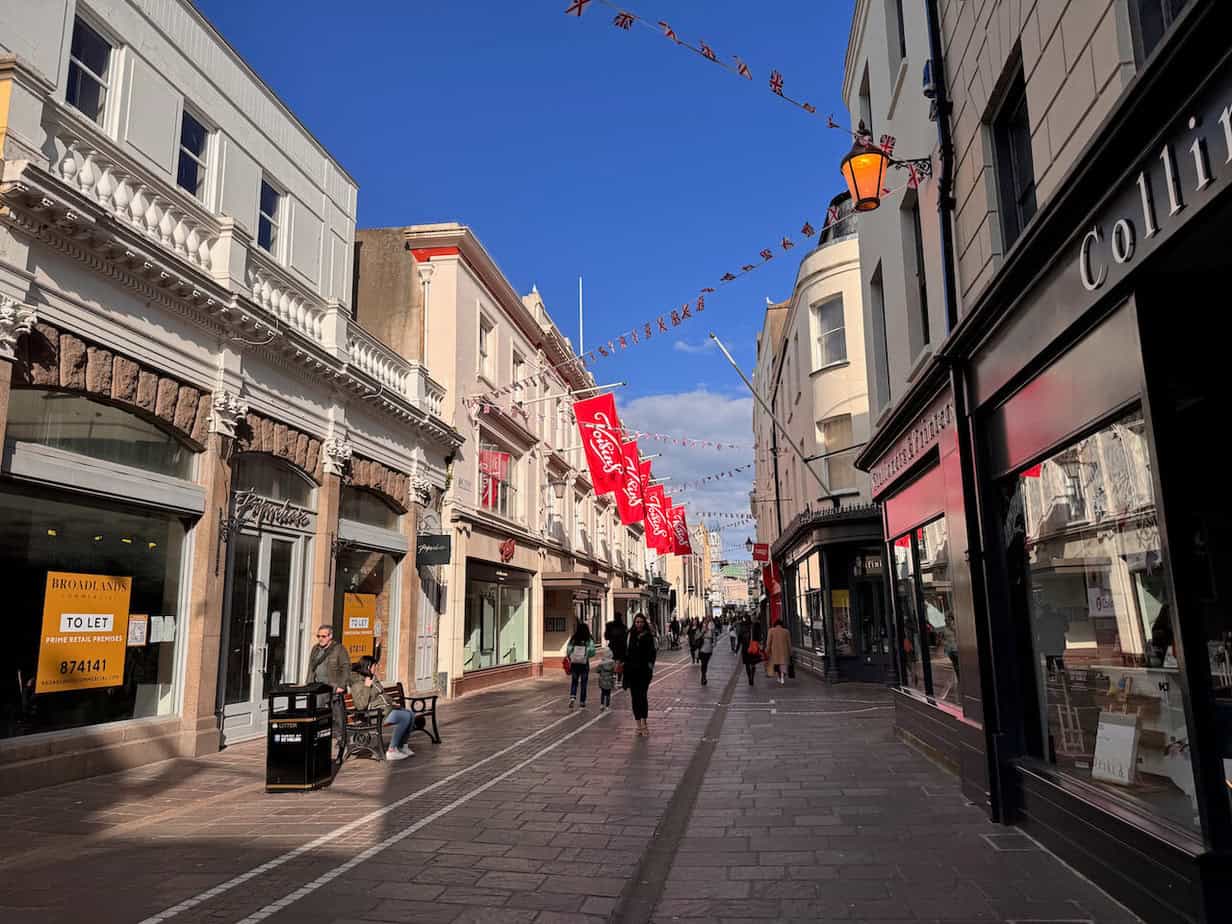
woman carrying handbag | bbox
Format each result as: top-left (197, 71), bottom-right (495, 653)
top-left (566, 621), bottom-right (596, 708)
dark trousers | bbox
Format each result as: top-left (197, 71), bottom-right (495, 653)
top-left (699, 652), bottom-right (712, 683)
top-left (629, 679), bottom-right (650, 720)
top-left (569, 663), bottom-right (589, 704)
top-left (745, 662), bottom-right (756, 685)
top-left (730, 636), bottom-right (738, 652)
top-left (600, 687), bottom-right (611, 707)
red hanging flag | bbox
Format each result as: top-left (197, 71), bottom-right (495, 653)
top-left (614, 441), bottom-right (644, 525)
top-left (573, 393), bottom-right (625, 495)
top-left (478, 448), bottom-right (510, 509)
top-left (667, 503), bottom-right (694, 556)
top-left (644, 485), bottom-right (671, 553)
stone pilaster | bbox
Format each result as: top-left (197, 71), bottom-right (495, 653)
top-left (399, 502), bottom-right (421, 690)
top-left (0, 297), bottom-right (35, 449)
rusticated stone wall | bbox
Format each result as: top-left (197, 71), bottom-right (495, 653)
top-left (14, 321), bottom-right (210, 445)
top-left (234, 413), bottom-right (324, 483)
top-left (349, 455), bottom-right (410, 512)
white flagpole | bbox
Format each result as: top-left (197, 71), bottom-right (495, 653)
top-left (578, 275), bottom-right (584, 356)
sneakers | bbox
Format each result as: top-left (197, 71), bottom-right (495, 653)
top-left (398, 744), bottom-right (415, 757)
top-left (568, 697), bottom-right (576, 709)
top-left (385, 747), bottom-right (409, 761)
top-left (579, 702), bottom-right (587, 708)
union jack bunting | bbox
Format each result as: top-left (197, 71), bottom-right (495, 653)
top-left (700, 287), bottom-right (715, 293)
top-left (658, 20), bottom-right (679, 43)
top-left (801, 221), bottom-right (816, 237)
top-left (613, 11), bottom-right (635, 30)
top-left (564, 0), bottom-right (591, 17)
top-left (695, 295), bottom-right (705, 311)
top-left (759, 248), bottom-right (774, 261)
top-left (802, 102), bottom-right (816, 113)
top-left (826, 205), bottom-right (840, 225)
top-left (699, 41), bottom-right (717, 62)
top-left (781, 237), bottom-right (795, 250)
top-left (720, 272), bottom-right (737, 282)
top-left (769, 70), bottom-right (784, 95)
top-left (734, 57), bottom-right (752, 79)
top-left (879, 133), bottom-right (897, 155)
top-left (741, 264), bottom-right (757, 272)
top-left (907, 164), bottom-right (920, 189)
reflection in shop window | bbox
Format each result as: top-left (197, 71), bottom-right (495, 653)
top-left (919, 518), bottom-right (959, 705)
top-left (479, 440), bottom-right (518, 521)
top-left (340, 486), bottom-right (401, 531)
top-left (333, 548), bottom-right (398, 666)
top-left (8, 389), bottom-right (194, 478)
top-left (0, 486), bottom-right (187, 740)
top-left (893, 535), bottom-right (926, 695)
top-left (464, 578), bottom-right (530, 672)
top-left (1004, 409), bottom-right (1198, 832)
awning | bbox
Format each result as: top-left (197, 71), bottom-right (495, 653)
top-left (542, 571), bottom-right (609, 593)
top-left (614, 588), bottom-right (650, 600)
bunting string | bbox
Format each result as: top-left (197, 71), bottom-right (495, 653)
top-left (670, 464), bottom-right (753, 493)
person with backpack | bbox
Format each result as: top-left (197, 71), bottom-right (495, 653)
top-left (566, 621), bottom-right (596, 708)
top-left (698, 617), bottom-right (718, 686)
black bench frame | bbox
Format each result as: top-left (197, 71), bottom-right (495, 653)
top-left (339, 683), bottom-right (441, 763)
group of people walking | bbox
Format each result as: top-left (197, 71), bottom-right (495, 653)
top-left (564, 613), bottom-right (657, 736)
top-left (667, 614), bottom-right (794, 687)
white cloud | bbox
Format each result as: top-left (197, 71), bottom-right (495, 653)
top-left (617, 388), bottom-right (757, 557)
top-left (672, 339), bottom-right (715, 355)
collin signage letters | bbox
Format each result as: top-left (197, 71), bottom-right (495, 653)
top-left (415, 533), bottom-right (452, 566)
top-left (36, 572), bottom-right (133, 694)
top-left (573, 393), bottom-right (625, 494)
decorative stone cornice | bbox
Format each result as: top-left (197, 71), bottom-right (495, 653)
top-left (410, 473), bottom-right (432, 506)
top-left (321, 436), bottom-right (353, 477)
top-left (416, 262), bottom-right (436, 284)
top-left (209, 389), bottom-right (249, 438)
top-left (0, 296), bottom-right (36, 361)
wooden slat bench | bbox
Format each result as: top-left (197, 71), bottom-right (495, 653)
top-left (339, 683), bottom-right (441, 762)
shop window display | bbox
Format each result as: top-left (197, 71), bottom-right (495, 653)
top-left (792, 552), bottom-right (824, 653)
top-left (892, 536), bottom-right (926, 694)
top-left (333, 548), bottom-right (398, 666)
top-left (1003, 409), bottom-right (1198, 832)
top-left (464, 569), bottom-right (530, 672)
top-left (0, 485), bottom-right (187, 739)
top-left (919, 519), bottom-right (959, 705)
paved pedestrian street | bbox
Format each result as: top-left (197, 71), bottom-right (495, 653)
top-left (0, 649), bottom-right (1138, 924)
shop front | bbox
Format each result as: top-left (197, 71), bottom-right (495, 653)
top-left (861, 8), bottom-right (1232, 920)
top-left (542, 568), bottom-right (608, 663)
top-left (773, 505), bottom-right (891, 684)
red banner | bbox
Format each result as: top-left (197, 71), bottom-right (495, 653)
top-left (667, 504), bottom-right (693, 556)
top-left (479, 449), bottom-right (510, 509)
top-left (643, 485), bottom-right (671, 553)
top-left (573, 393), bottom-right (625, 495)
top-left (752, 542), bottom-right (769, 562)
top-left (614, 441), bottom-right (644, 525)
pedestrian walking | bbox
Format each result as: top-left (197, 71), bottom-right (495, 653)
top-left (738, 619), bottom-right (760, 686)
top-left (728, 620), bottom-right (739, 653)
top-left (624, 614), bottom-right (657, 736)
top-left (605, 614), bottom-right (628, 689)
top-left (348, 655), bottom-right (414, 761)
top-left (596, 646), bottom-right (616, 710)
top-left (566, 621), bottom-right (595, 708)
top-left (698, 617), bottom-right (717, 686)
top-left (766, 618), bottom-right (792, 685)
top-left (668, 616), bottom-right (681, 650)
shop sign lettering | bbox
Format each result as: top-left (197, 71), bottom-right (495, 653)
top-left (871, 401), bottom-right (953, 495)
top-left (1077, 72), bottom-right (1232, 296)
top-left (342, 593), bottom-right (377, 660)
top-left (234, 491), bottom-right (312, 529)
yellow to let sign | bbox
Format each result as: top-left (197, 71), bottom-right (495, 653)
top-left (36, 571), bottom-right (133, 695)
top-left (342, 593), bottom-right (377, 661)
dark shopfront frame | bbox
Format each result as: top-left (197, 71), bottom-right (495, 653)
top-left (859, 5), bottom-right (1232, 921)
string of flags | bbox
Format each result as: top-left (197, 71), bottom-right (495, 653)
top-left (692, 511), bottom-right (756, 521)
top-left (565, 0), bottom-right (820, 118)
top-left (625, 430), bottom-right (752, 450)
top-left (671, 465), bottom-right (753, 493)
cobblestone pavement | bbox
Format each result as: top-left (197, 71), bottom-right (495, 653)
top-left (0, 648), bottom-right (1139, 924)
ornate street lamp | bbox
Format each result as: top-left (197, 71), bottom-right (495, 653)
top-left (840, 121), bottom-right (933, 213)
top-left (744, 537), bottom-right (754, 554)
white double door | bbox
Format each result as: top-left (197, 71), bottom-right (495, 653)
top-left (415, 565), bottom-right (441, 691)
top-left (220, 530), bottom-right (309, 744)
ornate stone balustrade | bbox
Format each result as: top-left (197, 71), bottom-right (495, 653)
top-left (246, 246), bottom-right (325, 344)
top-left (44, 108), bottom-right (219, 273)
top-left (345, 317), bottom-right (446, 418)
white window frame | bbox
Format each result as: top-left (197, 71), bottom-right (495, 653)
top-left (477, 434), bottom-right (520, 522)
top-left (65, 15), bottom-right (114, 126)
top-left (817, 414), bottom-right (859, 493)
top-left (176, 105), bottom-right (213, 203)
top-left (478, 314), bottom-right (495, 385)
top-left (813, 296), bottom-right (848, 371)
top-left (257, 177), bottom-right (283, 257)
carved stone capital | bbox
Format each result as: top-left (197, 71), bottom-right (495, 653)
top-left (321, 436), bottom-right (353, 477)
top-left (416, 262), bottom-right (436, 285)
top-left (0, 297), bottom-right (37, 361)
top-left (209, 390), bottom-right (249, 438)
top-left (410, 473), bottom-right (432, 507)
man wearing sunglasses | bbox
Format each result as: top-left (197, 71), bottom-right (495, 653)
top-left (306, 625), bottom-right (351, 759)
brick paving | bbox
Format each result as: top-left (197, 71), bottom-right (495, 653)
top-left (0, 648), bottom-right (1140, 924)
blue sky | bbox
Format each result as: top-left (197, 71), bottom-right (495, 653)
top-left (198, 0), bottom-right (857, 550)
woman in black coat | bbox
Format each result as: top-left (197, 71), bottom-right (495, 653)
top-left (623, 614), bottom-right (657, 737)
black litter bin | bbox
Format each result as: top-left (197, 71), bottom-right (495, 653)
top-left (266, 683), bottom-right (335, 792)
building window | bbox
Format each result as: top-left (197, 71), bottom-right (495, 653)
top-left (1003, 408), bottom-right (1197, 832)
top-left (0, 484), bottom-right (187, 741)
top-left (574, 491), bottom-right (586, 549)
top-left (257, 180), bottom-right (281, 254)
top-left (1130, 0), bottom-right (1191, 64)
top-left (512, 352), bottom-right (525, 395)
top-left (332, 548), bottom-right (398, 667)
top-left (869, 265), bottom-right (891, 412)
top-left (818, 414), bottom-right (859, 492)
top-left (992, 62), bottom-right (1037, 250)
top-left (904, 199), bottom-right (930, 352)
top-left (66, 17), bottom-right (111, 124)
top-left (478, 440), bottom-right (518, 521)
top-left (890, 0), bottom-right (908, 66)
top-left (176, 110), bottom-right (210, 200)
top-left (891, 518), bottom-right (958, 704)
top-left (858, 64), bottom-right (874, 134)
top-left (478, 316), bottom-right (494, 381)
top-left (813, 296), bottom-right (847, 369)
top-left (464, 564), bottom-right (531, 672)
top-left (339, 486), bottom-right (401, 531)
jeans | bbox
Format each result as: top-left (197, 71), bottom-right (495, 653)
top-left (569, 663), bottom-right (590, 704)
top-left (384, 708), bottom-right (413, 749)
top-left (699, 652), bottom-right (712, 683)
top-left (629, 679), bottom-right (650, 720)
top-left (600, 687), bottom-right (611, 707)
top-left (745, 662), bottom-right (757, 685)
top-left (730, 636), bottom-right (738, 652)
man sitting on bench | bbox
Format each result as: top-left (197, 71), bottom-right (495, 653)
top-left (348, 655), bottom-right (415, 761)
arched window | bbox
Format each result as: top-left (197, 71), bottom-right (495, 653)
top-left (231, 454), bottom-right (316, 510)
top-left (6, 388), bottom-right (194, 478)
top-left (340, 485), bottom-right (401, 530)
